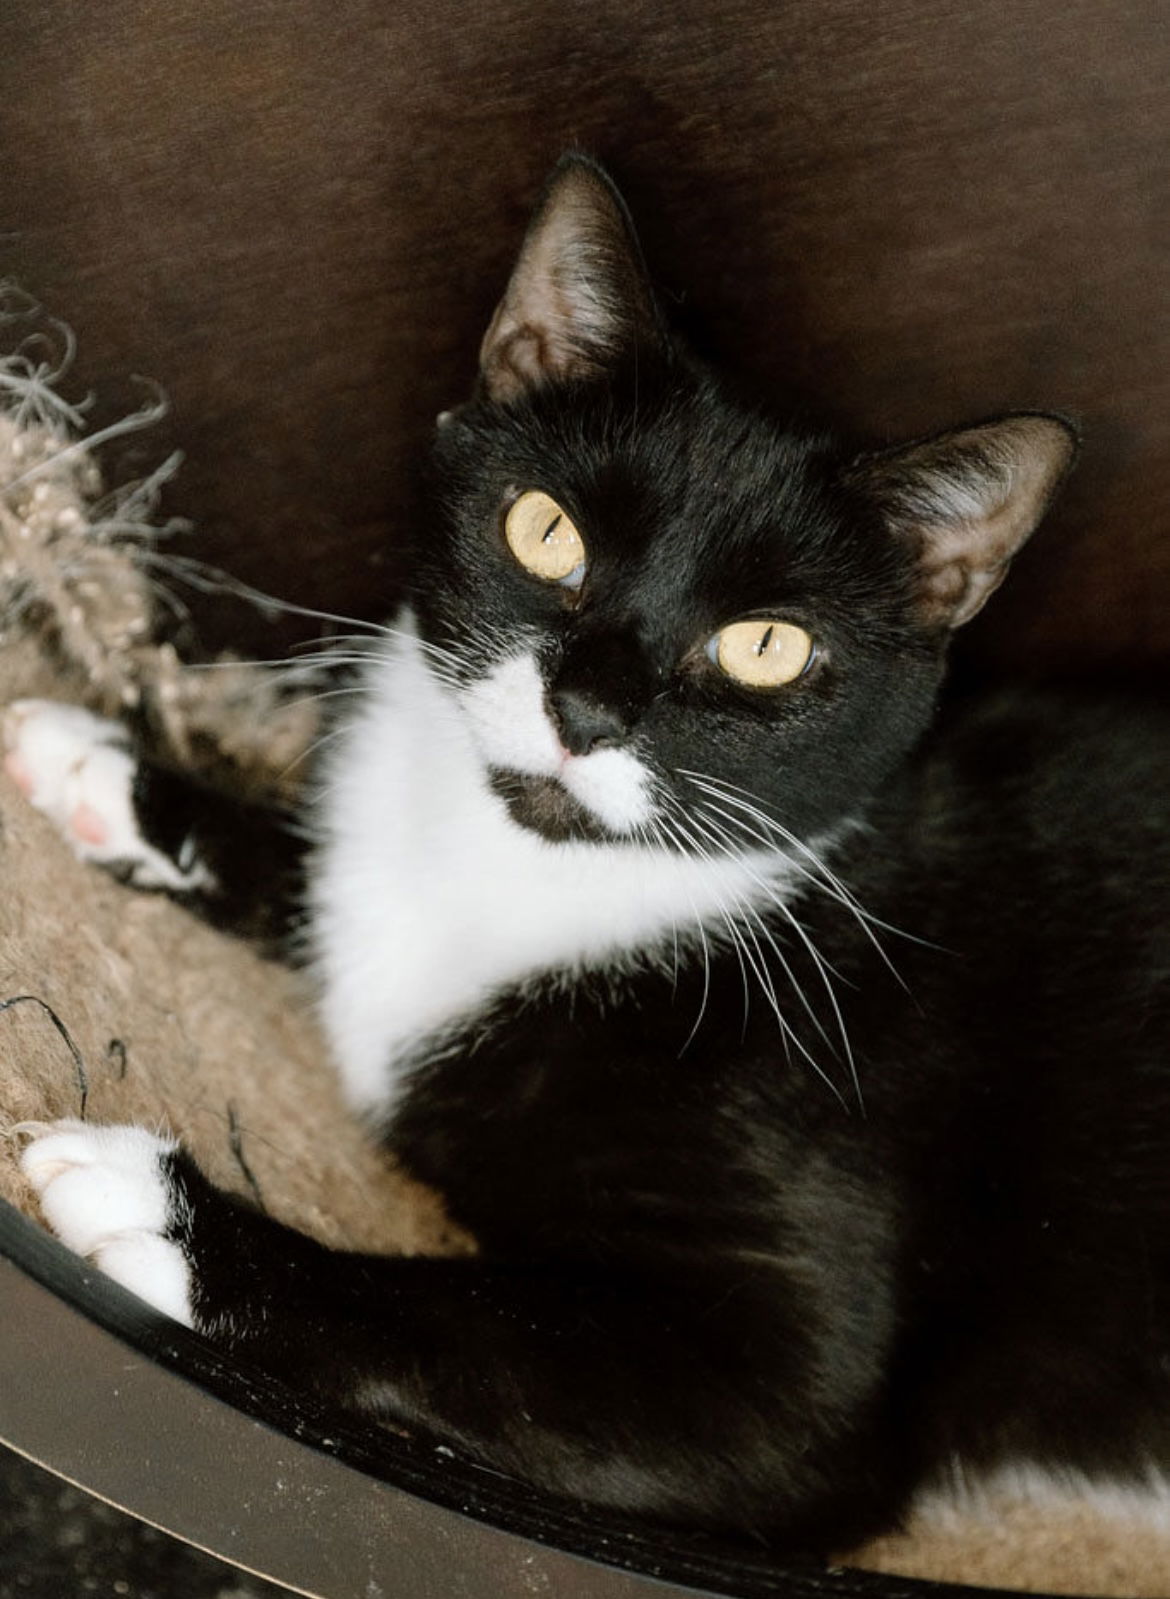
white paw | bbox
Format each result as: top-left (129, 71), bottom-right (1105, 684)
top-left (2, 699), bottom-right (209, 891)
top-left (19, 1119), bottom-right (194, 1326)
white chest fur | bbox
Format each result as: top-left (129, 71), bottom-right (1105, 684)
top-left (307, 618), bottom-right (794, 1115)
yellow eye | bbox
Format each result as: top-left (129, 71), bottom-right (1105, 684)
top-left (710, 619), bottom-right (815, 689)
top-left (504, 490), bottom-right (586, 586)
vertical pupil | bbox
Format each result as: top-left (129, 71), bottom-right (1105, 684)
top-left (542, 514), bottom-right (563, 545)
top-left (756, 624), bottom-right (775, 657)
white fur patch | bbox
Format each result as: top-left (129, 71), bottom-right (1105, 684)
top-left (308, 615), bottom-right (804, 1115)
top-left (460, 651), bottom-right (653, 833)
top-left (2, 700), bottom-right (212, 892)
top-left (19, 1119), bottom-right (193, 1326)
top-left (914, 1459), bottom-right (1170, 1535)
top-left (460, 652), bottom-right (564, 775)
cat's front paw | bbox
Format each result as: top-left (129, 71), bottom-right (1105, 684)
top-left (2, 700), bottom-right (209, 891)
top-left (18, 1119), bottom-right (194, 1326)
top-left (4, 699), bottom-right (133, 845)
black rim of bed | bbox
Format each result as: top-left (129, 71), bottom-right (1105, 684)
top-left (0, 1197), bottom-right (1035, 1599)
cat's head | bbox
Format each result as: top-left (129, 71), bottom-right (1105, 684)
top-left (414, 155), bottom-right (1076, 856)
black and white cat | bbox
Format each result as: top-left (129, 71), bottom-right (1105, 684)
top-left (10, 155), bottom-right (1170, 1553)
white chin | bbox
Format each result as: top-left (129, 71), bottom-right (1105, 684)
top-left (460, 652), bottom-right (655, 836)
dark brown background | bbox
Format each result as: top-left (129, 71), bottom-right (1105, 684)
top-left (3, 0), bottom-right (1167, 673)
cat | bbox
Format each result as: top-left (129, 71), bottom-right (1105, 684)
top-left (8, 153), bottom-right (1170, 1556)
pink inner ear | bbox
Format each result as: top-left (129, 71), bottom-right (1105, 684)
top-left (917, 556), bottom-right (1011, 631)
top-left (479, 316), bottom-right (552, 403)
top-left (914, 503), bottom-right (1024, 629)
top-left (478, 158), bottom-right (662, 403)
top-left (859, 414), bottom-right (1078, 632)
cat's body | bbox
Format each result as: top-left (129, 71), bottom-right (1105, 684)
top-left (12, 156), bottom-right (1170, 1553)
top-left (313, 635), bottom-right (1170, 1537)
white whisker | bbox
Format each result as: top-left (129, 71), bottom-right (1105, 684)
top-left (649, 812), bottom-right (713, 1053)
top-left (677, 769), bottom-right (926, 991)
top-left (276, 723), bottom-right (354, 784)
top-left (684, 803), bottom-right (843, 1064)
top-left (678, 789), bottom-right (864, 1111)
top-left (655, 810), bottom-right (752, 1043)
top-left (660, 797), bottom-right (849, 1106)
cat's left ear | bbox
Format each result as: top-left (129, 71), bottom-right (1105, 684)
top-left (851, 414), bottom-right (1079, 629)
top-left (479, 154), bottom-right (666, 402)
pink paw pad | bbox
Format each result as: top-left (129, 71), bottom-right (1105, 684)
top-left (2, 698), bottom-right (212, 893)
top-left (4, 747), bottom-right (34, 798)
top-left (70, 802), bottom-right (110, 847)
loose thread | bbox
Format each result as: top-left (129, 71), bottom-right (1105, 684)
top-left (0, 994), bottom-right (89, 1118)
top-left (226, 1101), bottom-right (265, 1211)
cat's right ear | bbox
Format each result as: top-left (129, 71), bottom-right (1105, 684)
top-left (478, 155), bottom-right (666, 402)
top-left (850, 414), bottom-right (1080, 631)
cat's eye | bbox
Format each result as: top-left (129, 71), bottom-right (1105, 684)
top-left (708, 619), bottom-right (815, 689)
top-left (504, 490), bottom-right (587, 588)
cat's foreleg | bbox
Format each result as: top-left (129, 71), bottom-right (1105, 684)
top-left (3, 701), bottom-right (212, 891)
top-left (18, 1118), bottom-right (892, 1543)
top-left (3, 699), bottom-right (302, 941)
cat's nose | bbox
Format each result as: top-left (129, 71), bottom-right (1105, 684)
top-left (547, 627), bottom-right (655, 755)
top-left (548, 688), bottom-right (628, 756)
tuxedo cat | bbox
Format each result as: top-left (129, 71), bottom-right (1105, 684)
top-left (10, 155), bottom-right (1170, 1554)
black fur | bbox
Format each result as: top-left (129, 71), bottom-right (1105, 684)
top-left (78, 158), bottom-right (1170, 1554)
top-left (128, 760), bottom-right (303, 944)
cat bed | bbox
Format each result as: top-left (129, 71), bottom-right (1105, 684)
top-left (2, 319), bottom-right (1169, 1598)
